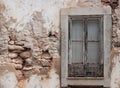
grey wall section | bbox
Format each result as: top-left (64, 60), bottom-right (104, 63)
top-left (0, 0), bottom-right (119, 88)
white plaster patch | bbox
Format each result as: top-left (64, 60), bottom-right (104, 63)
top-left (26, 69), bottom-right (60, 88)
top-left (2, 0), bottom-right (102, 32)
top-left (26, 75), bottom-right (41, 88)
top-left (111, 55), bottom-right (120, 88)
top-left (2, 0), bottom-right (63, 32)
top-left (0, 72), bottom-right (18, 88)
top-left (40, 69), bottom-right (60, 88)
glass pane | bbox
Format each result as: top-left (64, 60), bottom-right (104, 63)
top-left (87, 20), bottom-right (99, 41)
top-left (87, 42), bottom-right (100, 63)
top-left (71, 20), bottom-right (83, 41)
top-left (71, 42), bottom-right (83, 63)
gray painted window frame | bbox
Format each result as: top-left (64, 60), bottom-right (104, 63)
top-left (60, 7), bottom-right (112, 87)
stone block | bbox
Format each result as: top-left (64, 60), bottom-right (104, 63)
top-left (20, 51), bottom-right (32, 59)
top-left (8, 53), bottom-right (18, 59)
top-left (8, 45), bottom-right (24, 51)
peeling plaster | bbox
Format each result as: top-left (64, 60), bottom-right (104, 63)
top-left (0, 0), bottom-right (120, 88)
top-left (0, 72), bottom-right (18, 88)
top-left (26, 69), bottom-right (59, 88)
top-left (111, 54), bottom-right (120, 88)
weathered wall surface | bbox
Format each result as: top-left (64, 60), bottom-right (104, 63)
top-left (0, 0), bottom-right (120, 88)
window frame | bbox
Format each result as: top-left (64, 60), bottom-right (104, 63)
top-left (60, 7), bottom-right (112, 87)
top-left (68, 16), bottom-right (103, 77)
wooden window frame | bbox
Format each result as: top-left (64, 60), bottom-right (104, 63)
top-left (60, 7), bottom-right (112, 87)
top-left (68, 16), bottom-right (103, 77)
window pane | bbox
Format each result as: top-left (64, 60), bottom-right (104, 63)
top-left (87, 20), bottom-right (99, 41)
top-left (87, 42), bottom-right (100, 63)
top-left (71, 20), bottom-right (83, 41)
top-left (71, 42), bottom-right (83, 63)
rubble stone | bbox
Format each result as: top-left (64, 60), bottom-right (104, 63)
top-left (8, 41), bottom-right (14, 45)
top-left (8, 45), bottom-right (24, 51)
top-left (8, 53), bottom-right (18, 59)
top-left (40, 59), bottom-right (51, 67)
top-left (20, 51), bottom-right (32, 59)
top-left (23, 66), bottom-right (33, 71)
top-left (13, 64), bottom-right (23, 70)
top-left (11, 57), bottom-right (23, 64)
top-left (25, 58), bottom-right (33, 66)
top-left (41, 52), bottom-right (52, 60)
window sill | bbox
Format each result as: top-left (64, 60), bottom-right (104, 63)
top-left (67, 77), bottom-right (104, 80)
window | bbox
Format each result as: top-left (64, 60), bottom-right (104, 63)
top-left (68, 16), bottom-right (103, 77)
top-left (61, 7), bottom-right (111, 87)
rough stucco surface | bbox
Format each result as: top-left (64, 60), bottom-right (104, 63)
top-left (0, 0), bottom-right (120, 88)
top-left (0, 72), bottom-right (18, 88)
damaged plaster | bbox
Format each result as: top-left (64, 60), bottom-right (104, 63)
top-left (0, 0), bottom-right (120, 88)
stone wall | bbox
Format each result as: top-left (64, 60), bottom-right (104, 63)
top-left (0, 0), bottom-right (120, 88)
